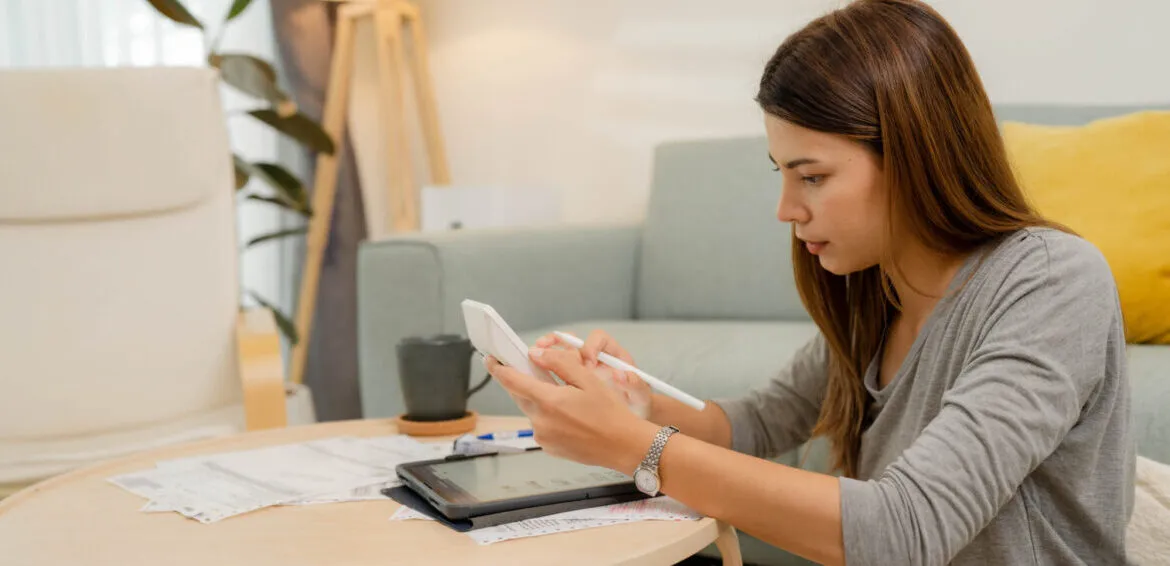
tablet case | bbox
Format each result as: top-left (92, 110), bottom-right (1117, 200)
top-left (383, 485), bottom-right (648, 532)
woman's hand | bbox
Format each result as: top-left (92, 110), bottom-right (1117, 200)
top-left (534, 330), bottom-right (653, 419)
top-left (485, 347), bottom-right (658, 472)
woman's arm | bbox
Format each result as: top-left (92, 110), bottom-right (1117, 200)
top-left (548, 329), bottom-right (828, 454)
top-left (611, 420), bottom-right (846, 565)
top-left (709, 334), bottom-right (829, 458)
top-left (647, 393), bottom-right (733, 449)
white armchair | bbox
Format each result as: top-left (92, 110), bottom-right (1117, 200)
top-left (0, 67), bottom-right (313, 497)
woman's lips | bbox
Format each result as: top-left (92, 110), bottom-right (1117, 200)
top-left (805, 241), bottom-right (828, 255)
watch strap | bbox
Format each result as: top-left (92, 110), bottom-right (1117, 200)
top-left (640, 425), bottom-right (680, 474)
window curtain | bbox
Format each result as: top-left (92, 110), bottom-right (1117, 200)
top-left (269, 0), bottom-right (367, 421)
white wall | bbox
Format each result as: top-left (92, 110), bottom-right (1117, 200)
top-left (416, 0), bottom-right (1170, 224)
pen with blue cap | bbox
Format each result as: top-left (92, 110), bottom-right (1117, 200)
top-left (476, 429), bottom-right (533, 441)
top-left (452, 429), bottom-right (537, 455)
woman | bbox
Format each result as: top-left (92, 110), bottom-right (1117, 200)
top-left (485, 1), bottom-right (1134, 564)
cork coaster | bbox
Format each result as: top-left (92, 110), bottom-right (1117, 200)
top-left (393, 411), bottom-right (478, 437)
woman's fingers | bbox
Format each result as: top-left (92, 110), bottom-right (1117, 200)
top-left (528, 347), bottom-right (600, 391)
top-left (484, 355), bottom-right (557, 402)
top-left (537, 330), bottom-right (633, 371)
top-left (535, 331), bottom-right (578, 349)
top-left (580, 330), bottom-right (605, 367)
top-left (581, 329), bottom-right (635, 368)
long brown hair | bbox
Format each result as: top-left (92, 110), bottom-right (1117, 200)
top-left (757, 0), bottom-right (1057, 477)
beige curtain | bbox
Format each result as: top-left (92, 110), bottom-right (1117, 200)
top-left (269, 0), bottom-right (368, 421)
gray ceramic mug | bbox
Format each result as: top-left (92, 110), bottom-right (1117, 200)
top-left (396, 334), bottom-right (491, 422)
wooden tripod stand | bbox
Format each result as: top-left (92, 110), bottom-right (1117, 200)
top-left (291, 0), bottom-right (449, 387)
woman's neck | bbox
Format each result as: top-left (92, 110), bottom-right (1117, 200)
top-left (885, 241), bottom-right (969, 331)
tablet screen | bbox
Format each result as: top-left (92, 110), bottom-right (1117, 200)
top-left (409, 450), bottom-right (632, 505)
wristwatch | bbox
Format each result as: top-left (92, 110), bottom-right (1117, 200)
top-left (633, 425), bottom-right (680, 496)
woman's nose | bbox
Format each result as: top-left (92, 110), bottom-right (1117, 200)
top-left (776, 187), bottom-right (809, 224)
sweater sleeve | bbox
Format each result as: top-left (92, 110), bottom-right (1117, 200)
top-left (838, 236), bottom-right (1119, 566)
top-left (712, 333), bottom-right (829, 459)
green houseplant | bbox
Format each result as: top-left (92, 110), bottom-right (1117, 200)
top-left (144, 0), bottom-right (335, 346)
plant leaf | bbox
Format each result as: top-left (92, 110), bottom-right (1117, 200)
top-left (246, 227), bottom-right (308, 249)
top-left (226, 0), bottom-right (254, 21)
top-left (253, 162), bottom-right (305, 202)
top-left (246, 195), bottom-right (312, 217)
top-left (249, 110), bottom-right (335, 155)
top-left (236, 159), bottom-right (311, 214)
top-left (232, 154), bottom-right (251, 190)
top-left (243, 161), bottom-right (312, 215)
top-left (209, 53), bottom-right (288, 106)
top-left (247, 291), bottom-right (299, 346)
top-left (145, 0), bottom-right (203, 29)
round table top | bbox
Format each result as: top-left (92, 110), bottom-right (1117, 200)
top-left (0, 416), bottom-right (728, 566)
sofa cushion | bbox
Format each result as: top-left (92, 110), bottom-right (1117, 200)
top-left (1128, 345), bottom-right (1170, 464)
top-left (991, 104), bottom-right (1170, 127)
top-left (636, 138), bottom-right (808, 322)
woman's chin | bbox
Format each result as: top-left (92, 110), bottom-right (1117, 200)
top-left (817, 254), bottom-right (860, 276)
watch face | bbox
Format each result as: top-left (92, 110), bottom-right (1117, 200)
top-left (634, 468), bottom-right (659, 494)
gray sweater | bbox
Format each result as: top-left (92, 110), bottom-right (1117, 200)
top-left (716, 228), bottom-right (1134, 565)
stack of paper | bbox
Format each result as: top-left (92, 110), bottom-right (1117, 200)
top-left (390, 496), bottom-right (703, 545)
top-left (109, 436), bottom-right (448, 523)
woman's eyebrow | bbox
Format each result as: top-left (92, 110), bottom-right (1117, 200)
top-left (768, 153), bottom-right (819, 169)
top-left (784, 157), bottom-right (818, 169)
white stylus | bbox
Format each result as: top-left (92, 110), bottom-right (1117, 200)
top-left (553, 331), bottom-right (707, 411)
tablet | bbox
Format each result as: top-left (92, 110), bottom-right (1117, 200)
top-left (396, 450), bottom-right (639, 520)
top-left (461, 299), bottom-right (556, 385)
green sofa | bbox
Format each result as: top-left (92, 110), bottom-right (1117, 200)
top-left (357, 104), bottom-right (1170, 565)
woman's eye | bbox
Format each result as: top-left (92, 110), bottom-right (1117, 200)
top-left (802, 175), bottom-right (824, 186)
top-left (771, 165), bottom-right (781, 172)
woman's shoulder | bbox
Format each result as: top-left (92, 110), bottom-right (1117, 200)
top-left (949, 226), bottom-right (1122, 334)
top-left (977, 226), bottom-right (1117, 296)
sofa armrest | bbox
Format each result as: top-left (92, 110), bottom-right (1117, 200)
top-left (357, 223), bottom-right (642, 418)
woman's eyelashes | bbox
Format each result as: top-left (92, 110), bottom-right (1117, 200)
top-left (770, 162), bottom-right (827, 186)
top-left (802, 175), bottom-right (825, 187)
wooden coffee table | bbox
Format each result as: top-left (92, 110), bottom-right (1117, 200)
top-left (0, 415), bottom-right (741, 565)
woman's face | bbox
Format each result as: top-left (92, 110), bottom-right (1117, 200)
top-left (764, 114), bottom-right (888, 275)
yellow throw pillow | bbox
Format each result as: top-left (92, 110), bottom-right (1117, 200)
top-left (1002, 110), bottom-right (1170, 344)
